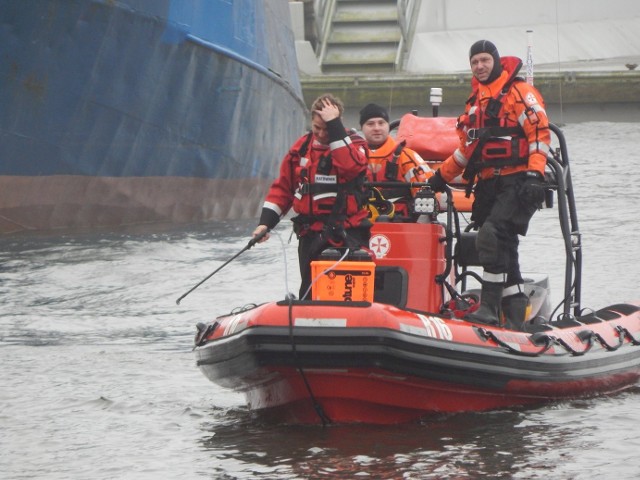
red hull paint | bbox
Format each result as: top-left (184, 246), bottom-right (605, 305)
top-left (239, 367), bottom-right (640, 425)
top-left (0, 176), bottom-right (271, 235)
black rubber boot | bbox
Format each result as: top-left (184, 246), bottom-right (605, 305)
top-left (501, 293), bottom-right (530, 331)
top-left (465, 282), bottom-right (504, 326)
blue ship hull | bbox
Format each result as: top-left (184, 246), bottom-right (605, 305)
top-left (0, 0), bottom-right (307, 234)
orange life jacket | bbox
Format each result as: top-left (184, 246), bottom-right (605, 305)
top-left (366, 136), bottom-right (431, 216)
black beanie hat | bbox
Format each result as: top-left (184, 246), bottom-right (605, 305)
top-left (468, 40), bottom-right (503, 84)
top-left (359, 103), bottom-right (389, 126)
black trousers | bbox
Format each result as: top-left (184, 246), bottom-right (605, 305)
top-left (471, 173), bottom-right (538, 287)
top-left (297, 226), bottom-right (371, 299)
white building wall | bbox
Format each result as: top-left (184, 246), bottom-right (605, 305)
top-left (406, 0), bottom-right (640, 73)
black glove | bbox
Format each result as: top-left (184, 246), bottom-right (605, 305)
top-left (519, 171), bottom-right (546, 205)
top-left (427, 170), bottom-right (447, 193)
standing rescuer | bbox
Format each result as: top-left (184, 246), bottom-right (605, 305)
top-left (252, 94), bottom-right (371, 300)
top-left (428, 40), bottom-right (551, 330)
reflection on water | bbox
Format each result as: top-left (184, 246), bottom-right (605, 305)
top-left (1, 122), bottom-right (640, 479)
top-left (200, 409), bottom-right (530, 478)
top-left (199, 389), bottom-right (640, 479)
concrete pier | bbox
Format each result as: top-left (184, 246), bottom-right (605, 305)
top-left (301, 70), bottom-right (640, 123)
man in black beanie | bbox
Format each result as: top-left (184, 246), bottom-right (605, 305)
top-left (428, 40), bottom-right (551, 331)
top-left (359, 103), bottom-right (389, 127)
top-left (359, 103), bottom-right (431, 220)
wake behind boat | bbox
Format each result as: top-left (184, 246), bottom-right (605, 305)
top-left (191, 116), bottom-right (640, 425)
top-left (0, 0), bottom-right (306, 235)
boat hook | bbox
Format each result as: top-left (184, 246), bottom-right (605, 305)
top-left (176, 228), bottom-right (268, 305)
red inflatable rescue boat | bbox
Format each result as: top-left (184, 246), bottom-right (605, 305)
top-left (191, 120), bottom-right (640, 425)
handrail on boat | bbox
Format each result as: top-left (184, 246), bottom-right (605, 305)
top-left (547, 123), bottom-right (582, 318)
top-left (436, 122), bottom-right (582, 321)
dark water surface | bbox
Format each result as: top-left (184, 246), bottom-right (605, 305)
top-left (2, 122), bottom-right (640, 479)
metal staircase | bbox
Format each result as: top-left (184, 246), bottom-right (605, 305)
top-left (317, 0), bottom-right (402, 74)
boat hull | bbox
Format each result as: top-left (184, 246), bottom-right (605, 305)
top-left (0, 0), bottom-right (307, 234)
top-left (195, 301), bottom-right (640, 424)
top-left (0, 175), bottom-right (273, 233)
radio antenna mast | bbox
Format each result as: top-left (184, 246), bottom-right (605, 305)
top-left (526, 29), bottom-right (534, 85)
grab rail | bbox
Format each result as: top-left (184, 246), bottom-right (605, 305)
top-left (547, 123), bottom-right (582, 318)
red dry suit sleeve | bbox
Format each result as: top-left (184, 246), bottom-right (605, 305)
top-left (258, 136), bottom-right (305, 229)
top-left (325, 118), bottom-right (368, 180)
